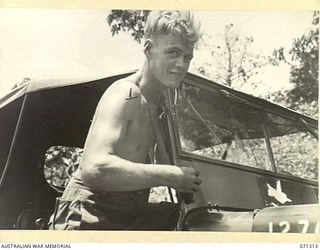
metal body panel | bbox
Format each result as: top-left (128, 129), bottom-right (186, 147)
top-left (252, 204), bottom-right (320, 233)
top-left (176, 158), bottom-right (318, 211)
top-left (182, 208), bottom-right (254, 231)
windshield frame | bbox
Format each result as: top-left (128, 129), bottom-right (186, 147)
top-left (166, 74), bottom-right (318, 185)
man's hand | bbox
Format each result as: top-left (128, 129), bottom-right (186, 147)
top-left (174, 167), bottom-right (202, 195)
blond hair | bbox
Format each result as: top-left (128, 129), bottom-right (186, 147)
top-left (144, 10), bottom-right (202, 45)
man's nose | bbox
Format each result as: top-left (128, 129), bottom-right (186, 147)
top-left (176, 56), bottom-right (187, 69)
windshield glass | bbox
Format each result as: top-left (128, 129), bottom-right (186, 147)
top-left (175, 82), bottom-right (318, 181)
top-left (176, 83), bottom-right (272, 171)
top-left (265, 113), bottom-right (318, 181)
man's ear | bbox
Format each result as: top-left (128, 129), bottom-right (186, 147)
top-left (144, 39), bottom-right (153, 58)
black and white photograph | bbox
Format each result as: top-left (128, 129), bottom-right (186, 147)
top-left (0, 6), bottom-right (318, 236)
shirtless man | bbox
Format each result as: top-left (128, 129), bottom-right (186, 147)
top-left (49, 10), bottom-right (202, 230)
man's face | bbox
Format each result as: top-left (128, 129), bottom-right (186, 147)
top-left (147, 33), bottom-right (194, 89)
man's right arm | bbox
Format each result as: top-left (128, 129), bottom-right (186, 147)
top-left (80, 80), bottom-right (201, 194)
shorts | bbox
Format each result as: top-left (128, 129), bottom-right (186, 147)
top-left (48, 185), bottom-right (179, 230)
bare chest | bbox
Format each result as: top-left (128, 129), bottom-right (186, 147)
top-left (116, 105), bottom-right (157, 161)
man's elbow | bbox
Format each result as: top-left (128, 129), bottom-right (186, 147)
top-left (81, 155), bottom-right (128, 192)
top-left (80, 157), bottom-right (119, 191)
top-left (81, 161), bottom-right (103, 190)
top-left (80, 154), bottom-right (115, 189)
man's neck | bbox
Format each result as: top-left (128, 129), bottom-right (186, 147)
top-left (137, 61), bottom-right (165, 106)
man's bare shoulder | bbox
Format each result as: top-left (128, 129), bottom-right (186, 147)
top-left (96, 76), bottom-right (142, 120)
top-left (107, 77), bottom-right (142, 101)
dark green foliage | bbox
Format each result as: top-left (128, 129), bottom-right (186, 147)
top-left (44, 146), bottom-right (83, 188)
top-left (270, 11), bottom-right (319, 112)
top-left (289, 27), bottom-right (318, 107)
top-left (107, 10), bottom-right (150, 43)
